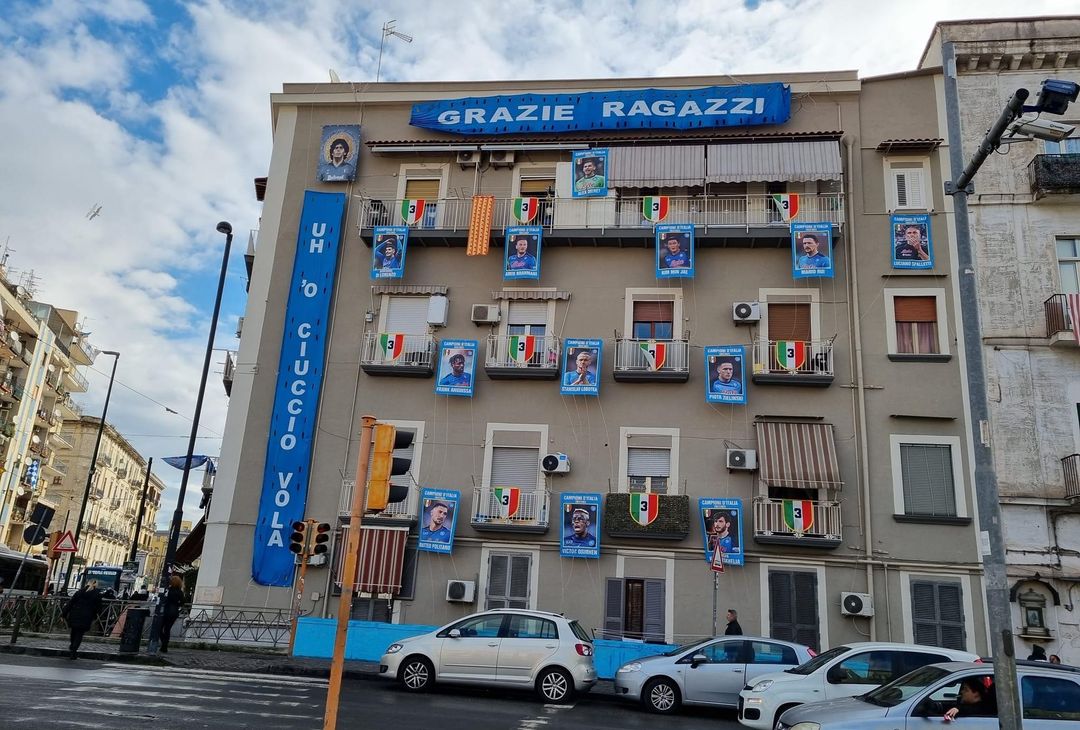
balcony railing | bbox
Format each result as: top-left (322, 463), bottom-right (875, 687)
top-left (613, 338), bottom-right (690, 382)
top-left (357, 194), bottom-right (845, 233)
top-left (1029, 153), bottom-right (1080, 198)
top-left (751, 339), bottom-right (835, 386)
top-left (64, 368), bottom-right (89, 392)
top-left (483, 334), bottom-right (561, 379)
top-left (752, 497), bottom-right (842, 547)
top-left (1063, 454), bottom-right (1080, 504)
top-left (471, 487), bottom-right (550, 532)
top-left (339, 478), bottom-right (418, 520)
top-left (1044, 294), bottom-right (1076, 340)
top-left (359, 332), bottom-right (436, 376)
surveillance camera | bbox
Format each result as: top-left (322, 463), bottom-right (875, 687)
top-left (1034, 78), bottom-right (1080, 116)
top-left (1007, 117), bottom-right (1076, 142)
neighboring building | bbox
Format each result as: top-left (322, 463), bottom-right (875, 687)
top-left (143, 528), bottom-right (170, 588)
top-left (920, 17), bottom-right (1080, 662)
top-left (200, 65), bottom-right (993, 653)
top-left (47, 416), bottom-right (165, 587)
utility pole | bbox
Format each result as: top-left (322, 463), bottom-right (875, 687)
top-left (129, 458), bottom-right (153, 563)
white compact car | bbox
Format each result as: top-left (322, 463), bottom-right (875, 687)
top-left (379, 608), bottom-right (597, 702)
top-left (737, 641), bottom-right (980, 729)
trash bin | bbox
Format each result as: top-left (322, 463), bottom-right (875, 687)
top-left (119, 608), bottom-right (150, 653)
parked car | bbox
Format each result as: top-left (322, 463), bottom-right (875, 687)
top-left (737, 641), bottom-right (980, 729)
top-left (614, 635), bottom-right (815, 714)
top-left (776, 660), bottom-right (1080, 729)
top-left (379, 608), bottom-right (597, 702)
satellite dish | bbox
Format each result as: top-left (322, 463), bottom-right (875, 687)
top-left (329, 69), bottom-right (342, 83)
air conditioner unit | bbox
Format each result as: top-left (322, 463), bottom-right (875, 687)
top-left (540, 452), bottom-right (570, 474)
top-left (456, 150), bottom-right (478, 168)
top-left (732, 301), bottom-right (761, 324)
top-left (470, 304), bottom-right (501, 324)
top-left (841, 592), bottom-right (875, 617)
top-left (446, 579), bottom-right (476, 603)
top-left (726, 448), bottom-right (757, 471)
top-left (489, 150), bottom-right (516, 167)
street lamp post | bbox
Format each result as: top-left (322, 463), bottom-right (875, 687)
top-left (146, 221), bottom-right (233, 653)
top-left (60, 350), bottom-right (119, 594)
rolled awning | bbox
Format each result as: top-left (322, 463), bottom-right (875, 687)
top-left (174, 518), bottom-right (206, 565)
top-left (706, 140), bottom-right (842, 183)
top-left (755, 420), bottom-right (843, 489)
top-left (609, 145), bottom-right (706, 187)
top-left (337, 527), bottom-right (408, 595)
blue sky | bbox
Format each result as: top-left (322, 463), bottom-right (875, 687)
top-left (1, 0), bottom-right (1075, 528)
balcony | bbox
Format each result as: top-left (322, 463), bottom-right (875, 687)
top-left (58, 395), bottom-right (82, 418)
top-left (752, 497), bottom-right (842, 548)
top-left (1029, 153), bottom-right (1080, 199)
top-left (359, 332), bottom-right (436, 377)
top-left (49, 459), bottom-right (68, 477)
top-left (612, 338), bottom-right (690, 382)
top-left (484, 335), bottom-right (561, 380)
top-left (356, 194), bottom-right (845, 247)
top-left (339, 479), bottom-right (418, 525)
top-left (470, 487), bottom-right (550, 533)
top-left (1044, 294), bottom-right (1078, 347)
top-left (64, 367), bottom-right (89, 392)
top-left (1063, 454), bottom-right (1080, 506)
top-left (751, 339), bottom-right (835, 386)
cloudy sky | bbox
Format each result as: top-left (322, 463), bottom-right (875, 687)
top-left (1, 0), bottom-right (1075, 530)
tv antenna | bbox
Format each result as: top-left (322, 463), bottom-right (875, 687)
top-left (376, 20), bottom-right (412, 82)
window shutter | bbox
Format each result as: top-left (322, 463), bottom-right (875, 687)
top-left (769, 571), bottom-right (795, 642)
top-left (487, 554), bottom-right (508, 609)
top-left (396, 543), bottom-right (418, 600)
top-left (491, 447), bottom-right (540, 491)
top-left (937, 583), bottom-right (966, 650)
top-left (508, 554), bottom-right (531, 608)
top-left (767, 303), bottom-right (812, 341)
top-left (643, 579), bottom-right (666, 643)
top-left (384, 297), bottom-right (430, 334)
top-left (901, 444), bottom-right (957, 516)
top-left (894, 170), bottom-right (909, 208)
top-left (627, 447), bottom-right (670, 477)
top-left (507, 301), bottom-right (548, 325)
top-left (632, 301), bottom-right (674, 323)
top-left (894, 296), bottom-right (938, 323)
top-left (912, 580), bottom-right (966, 650)
top-left (792, 572), bottom-right (820, 651)
top-left (404, 178), bottom-right (441, 199)
top-left (604, 578), bottom-right (624, 638)
top-left (769, 570), bottom-right (819, 651)
top-left (893, 168), bottom-right (926, 209)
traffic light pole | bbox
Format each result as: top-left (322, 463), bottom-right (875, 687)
top-left (323, 415), bottom-right (376, 730)
top-left (288, 518), bottom-right (316, 656)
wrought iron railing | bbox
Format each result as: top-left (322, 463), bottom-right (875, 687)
top-left (1044, 294), bottom-right (1074, 338)
top-left (1063, 454), bottom-right (1080, 502)
top-left (613, 338), bottom-right (690, 373)
top-left (484, 334), bottom-right (561, 369)
top-left (752, 497), bottom-right (842, 540)
top-left (359, 332), bottom-right (436, 368)
top-left (752, 339), bottom-right (835, 377)
top-left (471, 487), bottom-right (550, 527)
top-left (65, 368), bottom-right (89, 392)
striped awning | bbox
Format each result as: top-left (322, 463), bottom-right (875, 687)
top-left (338, 527), bottom-right (409, 595)
top-left (755, 421), bottom-right (843, 489)
top-left (608, 145), bottom-right (706, 187)
top-left (706, 140), bottom-right (842, 183)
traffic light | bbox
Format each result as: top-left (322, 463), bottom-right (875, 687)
top-left (288, 520), bottom-right (308, 554)
top-left (313, 522), bottom-right (331, 555)
top-left (367, 423), bottom-right (413, 512)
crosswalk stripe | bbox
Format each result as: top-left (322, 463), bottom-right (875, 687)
top-left (102, 663), bottom-right (329, 687)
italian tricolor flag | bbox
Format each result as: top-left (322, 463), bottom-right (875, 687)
top-left (630, 493), bottom-right (659, 526)
top-left (783, 499), bottom-right (814, 533)
top-left (772, 193), bottom-right (800, 222)
top-left (401, 199), bottom-right (426, 225)
top-left (380, 333), bottom-right (406, 361)
top-left (642, 196), bottom-right (669, 223)
top-left (494, 487), bottom-right (521, 518)
top-left (508, 335), bottom-right (536, 363)
top-left (775, 340), bottom-right (806, 371)
top-left (639, 341), bottom-right (666, 371)
top-left (512, 197), bottom-right (539, 224)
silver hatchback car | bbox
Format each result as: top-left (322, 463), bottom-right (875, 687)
top-left (614, 635), bottom-right (815, 714)
top-left (379, 608), bottom-right (597, 702)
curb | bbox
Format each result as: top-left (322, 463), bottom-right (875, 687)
top-left (0, 644), bottom-right (168, 665)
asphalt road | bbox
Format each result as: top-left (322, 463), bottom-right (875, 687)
top-left (0, 655), bottom-right (744, 729)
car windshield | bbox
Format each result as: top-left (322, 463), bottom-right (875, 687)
top-left (786, 645), bottom-right (849, 675)
top-left (663, 639), bottom-right (712, 657)
top-left (860, 665), bottom-right (952, 708)
top-left (569, 620), bottom-right (592, 643)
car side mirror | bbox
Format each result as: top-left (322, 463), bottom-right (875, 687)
top-left (448, 628), bottom-right (461, 638)
top-left (691, 653), bottom-right (708, 667)
top-left (826, 665), bottom-right (847, 684)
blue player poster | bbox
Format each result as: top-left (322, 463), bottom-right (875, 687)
top-left (791, 223), bottom-right (834, 279)
top-left (705, 345), bottom-right (747, 405)
top-left (561, 339), bottom-right (602, 396)
top-left (504, 226), bottom-right (542, 280)
top-left (418, 488), bottom-right (460, 554)
top-left (560, 493), bottom-right (601, 559)
top-left (891, 214), bottom-right (933, 269)
top-left (572, 149), bottom-right (608, 198)
top-left (656, 224), bottom-right (694, 279)
top-left (700, 497), bottom-right (744, 567)
top-left (435, 340), bottom-right (477, 397)
top-left (372, 226), bottom-right (408, 279)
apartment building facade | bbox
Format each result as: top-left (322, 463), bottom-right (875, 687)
top-left (200, 66), bottom-right (991, 654)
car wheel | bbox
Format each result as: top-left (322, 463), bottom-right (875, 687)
top-left (536, 667), bottom-right (574, 703)
top-left (399, 655), bottom-right (434, 692)
top-left (774, 703), bottom-right (800, 728)
top-left (642, 677), bottom-right (680, 714)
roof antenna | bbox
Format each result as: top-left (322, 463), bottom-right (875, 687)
top-left (376, 20), bottom-right (413, 82)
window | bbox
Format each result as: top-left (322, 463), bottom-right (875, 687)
top-left (350, 597), bottom-right (392, 622)
top-left (505, 301), bottom-right (550, 365)
top-left (620, 427), bottom-right (679, 494)
top-left (768, 569), bottom-right (820, 651)
top-left (485, 552), bottom-right (531, 610)
top-left (748, 640), bottom-right (799, 665)
top-left (604, 577), bottom-right (666, 642)
top-left (449, 614), bottom-right (505, 638)
top-left (1044, 136), bottom-right (1080, 155)
top-left (900, 443), bottom-right (957, 517)
top-left (1022, 675), bottom-right (1080, 721)
top-left (894, 296), bottom-right (939, 354)
top-left (702, 640), bottom-right (745, 664)
top-left (490, 447), bottom-right (540, 491)
top-left (1057, 238), bottom-right (1080, 294)
top-left (911, 580), bottom-right (966, 650)
top-left (828, 650), bottom-right (897, 685)
top-left (632, 301), bottom-right (674, 340)
top-left (767, 302), bottom-right (811, 342)
top-left (381, 296), bottom-right (430, 335)
top-left (627, 447), bottom-right (670, 494)
top-left (396, 165), bottom-right (446, 229)
top-left (886, 159), bottom-right (929, 211)
top-left (507, 615), bottom-right (558, 640)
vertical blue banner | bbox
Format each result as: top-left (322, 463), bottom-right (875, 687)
top-left (560, 493), bottom-right (601, 559)
top-left (572, 149), bottom-right (608, 198)
top-left (700, 497), bottom-right (744, 567)
top-left (561, 338), bottom-right (602, 396)
top-left (418, 488), bottom-right (460, 554)
top-left (656, 224), bottom-right (695, 279)
top-left (435, 339), bottom-right (478, 397)
top-left (705, 345), bottom-right (747, 405)
top-left (504, 226), bottom-right (542, 280)
top-left (891, 214), bottom-right (933, 269)
top-left (253, 191), bottom-right (345, 586)
top-left (372, 226), bottom-right (408, 279)
top-left (791, 223), bottom-right (834, 279)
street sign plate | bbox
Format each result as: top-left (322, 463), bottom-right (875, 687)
top-left (53, 530), bottom-right (78, 553)
top-left (22, 524), bottom-right (47, 546)
top-left (710, 547), bottom-right (725, 574)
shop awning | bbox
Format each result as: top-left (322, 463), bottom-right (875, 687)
top-left (174, 518), bottom-right (206, 565)
top-left (755, 420), bottom-right (843, 489)
top-left (706, 140), bottom-right (843, 183)
top-left (608, 145), bottom-right (706, 187)
top-left (339, 527), bottom-right (409, 595)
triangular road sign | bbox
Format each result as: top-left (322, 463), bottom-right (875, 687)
top-left (710, 546), bottom-right (725, 574)
top-left (53, 530), bottom-right (78, 553)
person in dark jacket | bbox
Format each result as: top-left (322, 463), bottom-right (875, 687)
top-left (62, 580), bottom-right (103, 659)
top-left (159, 575), bottom-right (185, 653)
top-left (725, 609), bottom-right (743, 636)
top-left (944, 676), bottom-right (997, 721)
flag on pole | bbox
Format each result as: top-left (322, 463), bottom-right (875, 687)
top-left (642, 196), bottom-right (670, 223)
top-left (400, 199), bottom-right (425, 225)
top-left (630, 493), bottom-right (659, 526)
top-left (512, 197), bottom-right (539, 224)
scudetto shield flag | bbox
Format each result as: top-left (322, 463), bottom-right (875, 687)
top-left (508, 334), bottom-right (536, 363)
top-left (494, 487), bottom-right (521, 519)
top-left (512, 197), bottom-right (539, 224)
top-left (783, 499), bottom-right (814, 533)
top-left (639, 341), bottom-right (666, 371)
top-left (380, 333), bottom-right (406, 361)
top-left (772, 193), bottom-right (800, 222)
top-left (400, 199), bottom-right (426, 225)
top-left (775, 340), bottom-right (807, 371)
top-left (642, 196), bottom-right (670, 223)
top-left (630, 493), bottom-right (659, 526)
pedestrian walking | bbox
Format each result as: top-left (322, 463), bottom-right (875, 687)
top-left (159, 575), bottom-right (185, 653)
top-left (725, 609), bottom-right (743, 636)
top-left (62, 580), bottom-right (103, 659)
